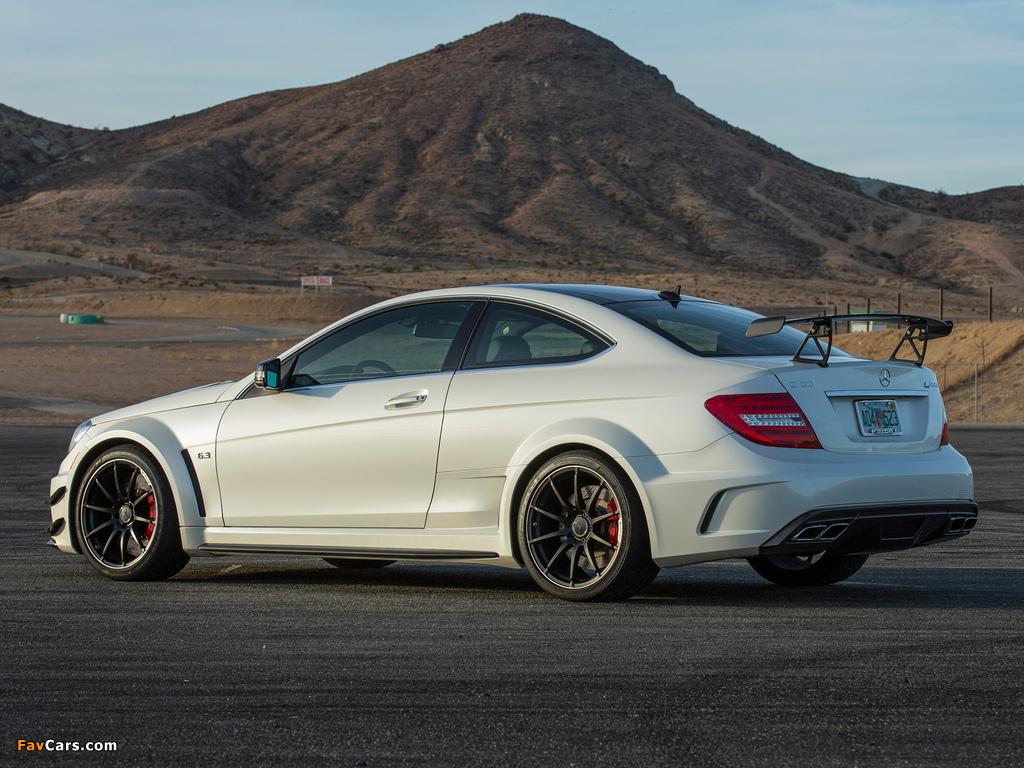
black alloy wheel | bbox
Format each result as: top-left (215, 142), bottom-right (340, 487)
top-left (518, 451), bottom-right (659, 601)
top-left (74, 446), bottom-right (190, 581)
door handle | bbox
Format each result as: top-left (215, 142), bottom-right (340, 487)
top-left (385, 390), bottom-right (429, 410)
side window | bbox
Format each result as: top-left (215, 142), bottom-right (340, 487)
top-left (464, 303), bottom-right (608, 369)
top-left (287, 302), bottom-right (472, 388)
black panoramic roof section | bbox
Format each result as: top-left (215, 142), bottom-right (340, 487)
top-left (507, 283), bottom-right (711, 306)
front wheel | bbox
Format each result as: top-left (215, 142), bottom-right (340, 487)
top-left (517, 451), bottom-right (659, 601)
top-left (747, 552), bottom-right (868, 587)
top-left (74, 446), bottom-right (190, 581)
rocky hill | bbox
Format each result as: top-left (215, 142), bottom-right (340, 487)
top-left (1, 13), bottom-right (1022, 289)
top-left (0, 104), bottom-right (98, 193)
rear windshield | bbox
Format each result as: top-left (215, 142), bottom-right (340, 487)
top-left (610, 300), bottom-right (829, 358)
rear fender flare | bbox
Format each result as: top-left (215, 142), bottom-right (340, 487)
top-left (501, 418), bottom-right (663, 563)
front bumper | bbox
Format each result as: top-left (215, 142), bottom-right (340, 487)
top-left (48, 472), bottom-right (77, 553)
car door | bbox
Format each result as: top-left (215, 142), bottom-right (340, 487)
top-left (428, 301), bottom-right (611, 529)
top-left (215, 300), bottom-right (477, 529)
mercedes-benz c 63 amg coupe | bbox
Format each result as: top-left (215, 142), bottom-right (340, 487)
top-left (47, 284), bottom-right (976, 601)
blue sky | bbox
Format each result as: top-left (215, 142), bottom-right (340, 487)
top-left (2, 0), bottom-right (1021, 194)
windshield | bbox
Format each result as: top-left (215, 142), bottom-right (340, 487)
top-left (611, 300), bottom-right (845, 358)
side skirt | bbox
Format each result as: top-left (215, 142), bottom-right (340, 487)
top-left (179, 525), bottom-right (520, 568)
top-left (197, 543), bottom-right (499, 561)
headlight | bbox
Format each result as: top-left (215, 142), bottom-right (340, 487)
top-left (69, 420), bottom-right (93, 452)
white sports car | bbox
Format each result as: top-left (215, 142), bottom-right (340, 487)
top-left (47, 284), bottom-right (977, 601)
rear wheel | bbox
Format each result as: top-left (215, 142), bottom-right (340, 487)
top-left (323, 558), bottom-right (395, 570)
top-left (747, 552), bottom-right (868, 587)
top-left (518, 451), bottom-right (659, 601)
top-left (74, 446), bottom-right (189, 581)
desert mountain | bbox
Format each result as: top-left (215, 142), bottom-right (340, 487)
top-left (1, 13), bottom-right (1022, 289)
top-left (0, 104), bottom-right (98, 193)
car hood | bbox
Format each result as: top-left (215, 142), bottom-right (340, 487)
top-left (90, 380), bottom-right (237, 425)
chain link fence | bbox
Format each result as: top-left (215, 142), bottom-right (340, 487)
top-left (935, 362), bottom-right (1024, 424)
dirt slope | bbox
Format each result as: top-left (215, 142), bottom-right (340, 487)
top-left (836, 320), bottom-right (1024, 422)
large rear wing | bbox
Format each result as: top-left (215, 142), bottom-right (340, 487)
top-left (746, 313), bottom-right (953, 368)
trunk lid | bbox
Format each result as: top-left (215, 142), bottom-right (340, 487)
top-left (726, 356), bottom-right (944, 454)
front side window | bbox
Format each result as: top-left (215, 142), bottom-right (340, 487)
top-left (464, 303), bottom-right (608, 369)
top-left (287, 301), bottom-right (473, 388)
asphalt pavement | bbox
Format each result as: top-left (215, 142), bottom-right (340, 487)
top-left (1, 426), bottom-right (1021, 767)
top-left (0, 248), bottom-right (148, 278)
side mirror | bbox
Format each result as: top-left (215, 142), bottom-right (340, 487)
top-left (255, 358), bottom-right (282, 391)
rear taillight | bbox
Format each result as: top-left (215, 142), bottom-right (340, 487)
top-left (705, 393), bottom-right (822, 449)
top-left (940, 411), bottom-right (949, 446)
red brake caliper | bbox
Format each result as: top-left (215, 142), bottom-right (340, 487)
top-left (144, 494), bottom-right (156, 541)
top-left (606, 498), bottom-right (619, 546)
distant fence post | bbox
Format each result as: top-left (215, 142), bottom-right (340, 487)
top-left (940, 289), bottom-right (944, 321)
top-left (974, 364), bottom-right (979, 423)
top-left (989, 286), bottom-right (993, 322)
top-left (897, 292), bottom-right (901, 314)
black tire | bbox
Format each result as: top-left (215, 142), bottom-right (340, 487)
top-left (323, 558), bottom-right (395, 570)
top-left (747, 552), bottom-right (868, 587)
top-left (73, 446), bottom-right (190, 581)
top-left (517, 451), bottom-right (659, 601)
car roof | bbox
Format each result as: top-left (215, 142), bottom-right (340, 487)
top-left (502, 283), bottom-right (714, 305)
top-left (272, 283), bottom-right (724, 364)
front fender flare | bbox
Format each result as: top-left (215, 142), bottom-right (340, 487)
top-left (69, 417), bottom-right (204, 531)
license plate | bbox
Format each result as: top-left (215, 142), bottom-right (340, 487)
top-left (856, 399), bottom-right (902, 436)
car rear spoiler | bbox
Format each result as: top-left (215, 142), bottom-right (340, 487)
top-left (746, 313), bottom-right (953, 368)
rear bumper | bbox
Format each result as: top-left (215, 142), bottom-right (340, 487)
top-left (633, 436), bottom-right (975, 567)
top-left (759, 501), bottom-right (979, 556)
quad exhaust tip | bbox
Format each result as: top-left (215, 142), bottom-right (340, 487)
top-left (768, 503), bottom-right (979, 556)
top-left (948, 516), bottom-right (977, 534)
top-left (794, 514), bottom-right (974, 543)
top-left (792, 522), bottom-right (850, 543)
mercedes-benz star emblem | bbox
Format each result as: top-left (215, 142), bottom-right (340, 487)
top-left (879, 369), bottom-right (891, 387)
